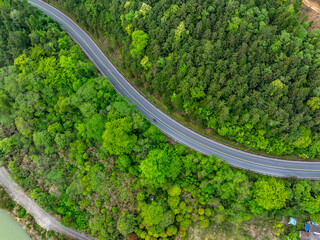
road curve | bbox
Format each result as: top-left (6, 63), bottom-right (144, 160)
top-left (29, 0), bottom-right (320, 178)
top-left (0, 167), bottom-right (94, 240)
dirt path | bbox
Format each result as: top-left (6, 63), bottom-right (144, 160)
top-left (302, 0), bottom-right (320, 29)
top-left (0, 167), bottom-right (94, 240)
top-left (303, 0), bottom-right (320, 13)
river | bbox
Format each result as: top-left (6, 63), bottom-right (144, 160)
top-left (0, 210), bottom-right (31, 240)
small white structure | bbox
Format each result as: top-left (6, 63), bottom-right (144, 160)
top-left (289, 217), bottom-right (297, 226)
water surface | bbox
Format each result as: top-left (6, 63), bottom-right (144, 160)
top-left (0, 209), bottom-right (31, 240)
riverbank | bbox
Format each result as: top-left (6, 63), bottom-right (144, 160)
top-left (0, 185), bottom-right (68, 240)
top-left (0, 209), bottom-right (31, 240)
top-left (0, 167), bottom-right (93, 240)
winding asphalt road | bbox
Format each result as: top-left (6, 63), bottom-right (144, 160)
top-left (29, 0), bottom-right (320, 178)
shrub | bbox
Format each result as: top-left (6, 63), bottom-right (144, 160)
top-left (179, 201), bottom-right (186, 210)
top-left (191, 214), bottom-right (198, 221)
top-left (186, 205), bottom-right (193, 213)
top-left (198, 208), bottom-right (204, 215)
top-left (199, 218), bottom-right (210, 228)
top-left (141, 231), bottom-right (147, 238)
top-left (106, 215), bottom-right (113, 223)
top-left (205, 208), bottom-right (212, 217)
top-left (95, 200), bottom-right (102, 207)
top-left (168, 185), bottom-right (181, 197)
top-left (166, 225), bottom-right (178, 236)
top-left (117, 213), bottom-right (137, 236)
top-left (167, 196), bottom-right (180, 209)
top-left (116, 155), bottom-right (131, 171)
top-left (311, 213), bottom-right (320, 223)
top-left (19, 208), bottom-right (26, 217)
top-left (181, 219), bottom-right (190, 228)
top-left (101, 208), bottom-right (107, 214)
top-left (176, 214), bottom-right (184, 222)
top-left (112, 206), bottom-right (119, 213)
top-left (178, 230), bottom-right (186, 237)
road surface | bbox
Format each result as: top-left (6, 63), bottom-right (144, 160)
top-left (0, 167), bottom-right (94, 240)
top-left (28, 0), bottom-right (320, 178)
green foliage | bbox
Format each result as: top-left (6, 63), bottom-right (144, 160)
top-left (205, 208), bottom-right (212, 217)
top-left (117, 213), bottom-right (137, 236)
top-left (0, 186), bottom-right (15, 210)
top-left (41, 0), bottom-right (320, 159)
top-left (1, 1), bottom-right (319, 239)
top-left (167, 185), bottom-right (181, 197)
top-left (307, 97), bottom-right (320, 111)
top-left (116, 155), bottom-right (132, 171)
top-left (253, 178), bottom-right (289, 210)
top-left (166, 225), bottom-right (177, 236)
top-left (33, 131), bottom-right (51, 148)
top-left (125, 10), bottom-right (135, 22)
top-left (130, 30), bottom-right (149, 58)
top-left (95, 200), bottom-right (102, 207)
top-left (301, 196), bottom-right (320, 214)
top-left (102, 117), bottom-right (137, 155)
top-left (199, 218), bottom-right (210, 228)
top-left (0, 137), bottom-right (14, 154)
top-left (15, 117), bottom-right (33, 137)
top-left (198, 208), bottom-right (205, 215)
top-left (106, 215), bottom-right (113, 223)
top-left (141, 202), bottom-right (164, 226)
top-left (167, 196), bottom-right (180, 209)
top-left (140, 149), bottom-right (181, 188)
top-left (19, 207), bottom-right (26, 217)
top-left (112, 206), bottom-right (119, 213)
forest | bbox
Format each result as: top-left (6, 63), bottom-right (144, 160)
top-left (0, 0), bottom-right (320, 239)
top-left (41, 0), bottom-right (320, 159)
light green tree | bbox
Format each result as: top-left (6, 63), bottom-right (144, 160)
top-left (253, 178), bottom-right (289, 210)
top-left (141, 201), bottom-right (164, 226)
top-left (102, 117), bottom-right (137, 155)
top-left (33, 130), bottom-right (51, 148)
top-left (117, 213), bottom-right (137, 236)
top-left (307, 97), bottom-right (320, 111)
top-left (140, 149), bottom-right (181, 188)
top-left (130, 30), bottom-right (149, 58)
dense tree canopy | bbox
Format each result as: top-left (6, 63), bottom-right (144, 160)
top-left (1, 0), bottom-right (320, 239)
top-left (47, 0), bottom-right (320, 159)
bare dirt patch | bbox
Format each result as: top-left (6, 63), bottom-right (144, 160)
top-left (302, 0), bottom-right (320, 30)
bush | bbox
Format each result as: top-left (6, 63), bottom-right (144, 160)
top-left (178, 230), bottom-right (186, 237)
top-left (205, 208), bottom-right (212, 217)
top-left (117, 213), bottom-right (137, 236)
top-left (141, 231), bottom-right (147, 238)
top-left (95, 200), bottom-right (102, 207)
top-left (178, 201), bottom-right (186, 210)
top-left (167, 196), bottom-right (180, 209)
top-left (310, 213), bottom-right (320, 223)
top-left (106, 215), bottom-right (113, 223)
top-left (199, 218), bottom-right (210, 228)
top-left (166, 225), bottom-right (177, 236)
top-left (186, 205), bottom-right (193, 213)
top-left (181, 219), bottom-right (190, 228)
top-left (112, 206), bottom-right (119, 213)
top-left (198, 208), bottom-right (204, 215)
top-left (101, 208), bottom-right (107, 214)
top-left (191, 214), bottom-right (198, 221)
top-left (116, 155), bottom-right (132, 171)
top-left (19, 208), bottom-right (26, 217)
top-left (168, 185), bottom-right (181, 197)
top-left (176, 214), bottom-right (184, 222)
